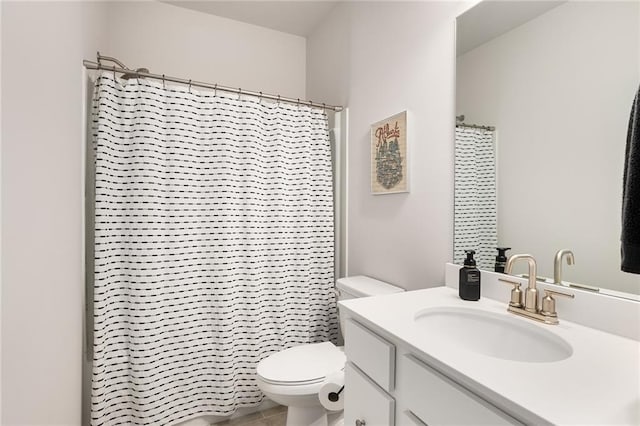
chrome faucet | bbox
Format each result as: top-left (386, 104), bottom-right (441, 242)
top-left (501, 253), bottom-right (574, 325)
top-left (505, 254), bottom-right (538, 313)
top-left (553, 249), bottom-right (574, 285)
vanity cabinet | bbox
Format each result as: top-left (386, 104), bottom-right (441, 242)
top-left (344, 319), bottom-right (396, 391)
top-left (344, 318), bottom-right (522, 426)
top-left (396, 355), bottom-right (522, 426)
top-left (344, 362), bottom-right (395, 426)
top-left (344, 319), bottom-right (396, 426)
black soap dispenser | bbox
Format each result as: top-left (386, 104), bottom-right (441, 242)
top-left (459, 250), bottom-right (481, 301)
top-left (495, 247), bottom-right (511, 273)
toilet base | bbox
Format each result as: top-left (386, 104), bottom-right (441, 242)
top-left (286, 405), bottom-right (327, 426)
top-left (285, 406), bottom-right (343, 426)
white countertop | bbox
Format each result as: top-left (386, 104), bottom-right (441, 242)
top-left (339, 286), bottom-right (640, 425)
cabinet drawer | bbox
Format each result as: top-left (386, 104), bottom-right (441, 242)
top-left (344, 319), bottom-right (395, 391)
top-left (399, 355), bottom-right (522, 425)
top-left (344, 362), bottom-right (395, 426)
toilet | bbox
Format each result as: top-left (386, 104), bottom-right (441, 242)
top-left (256, 276), bottom-right (404, 426)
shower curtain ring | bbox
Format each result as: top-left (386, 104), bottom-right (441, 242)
top-left (259, 92), bottom-right (263, 104)
top-left (238, 88), bottom-right (242, 101)
top-left (188, 80), bottom-right (192, 92)
top-left (214, 84), bottom-right (217, 97)
top-left (162, 74), bottom-right (165, 89)
top-left (112, 65), bottom-right (116, 81)
top-left (277, 95), bottom-right (281, 106)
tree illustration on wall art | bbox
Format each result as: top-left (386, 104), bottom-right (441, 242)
top-left (371, 111), bottom-right (408, 194)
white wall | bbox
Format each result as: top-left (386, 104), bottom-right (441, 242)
top-left (1, 2), bottom-right (108, 424)
top-left (1, 2), bottom-right (307, 425)
top-left (106, 1), bottom-right (306, 100)
top-left (457, 1), bottom-right (640, 293)
top-left (306, 4), bottom-right (350, 107)
top-left (308, 2), bottom-right (470, 291)
top-left (0, 3), bottom-right (4, 423)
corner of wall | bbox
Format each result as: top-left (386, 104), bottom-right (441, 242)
top-left (306, 2), bottom-right (351, 106)
top-left (1, 2), bottom-right (108, 424)
top-left (0, 1), bottom-right (4, 422)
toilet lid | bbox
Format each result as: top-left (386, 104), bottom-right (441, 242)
top-left (257, 342), bottom-right (345, 385)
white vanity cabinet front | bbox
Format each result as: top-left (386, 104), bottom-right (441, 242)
top-left (395, 355), bottom-right (522, 426)
top-left (344, 319), bottom-right (397, 426)
top-left (343, 318), bottom-right (523, 426)
top-left (344, 362), bottom-right (395, 426)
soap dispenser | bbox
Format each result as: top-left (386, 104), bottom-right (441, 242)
top-left (494, 247), bottom-right (511, 273)
top-left (459, 250), bottom-right (481, 301)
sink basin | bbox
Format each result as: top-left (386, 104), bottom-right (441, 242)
top-left (414, 307), bottom-right (572, 363)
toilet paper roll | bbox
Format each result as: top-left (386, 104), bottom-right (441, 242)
top-left (319, 370), bottom-right (345, 411)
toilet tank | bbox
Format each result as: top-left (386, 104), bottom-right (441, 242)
top-left (336, 276), bottom-right (404, 336)
top-left (336, 275), bottom-right (404, 301)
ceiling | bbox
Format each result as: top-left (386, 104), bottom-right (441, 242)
top-left (165, 1), bottom-right (567, 45)
top-left (456, 0), bottom-right (565, 55)
top-left (164, 1), bottom-right (341, 37)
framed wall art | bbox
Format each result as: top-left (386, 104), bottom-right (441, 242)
top-left (371, 111), bottom-right (408, 194)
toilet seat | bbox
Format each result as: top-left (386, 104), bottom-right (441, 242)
top-left (257, 342), bottom-right (345, 386)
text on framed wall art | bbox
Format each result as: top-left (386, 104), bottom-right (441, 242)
top-left (371, 111), bottom-right (408, 194)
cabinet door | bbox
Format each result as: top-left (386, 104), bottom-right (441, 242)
top-left (403, 410), bottom-right (428, 426)
top-left (345, 319), bottom-right (396, 391)
top-left (398, 355), bottom-right (522, 425)
top-left (344, 362), bottom-right (395, 426)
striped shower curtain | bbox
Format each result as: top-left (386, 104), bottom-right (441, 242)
top-left (454, 126), bottom-right (497, 270)
top-left (90, 72), bottom-right (338, 425)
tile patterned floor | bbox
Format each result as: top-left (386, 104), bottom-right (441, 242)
top-left (216, 405), bottom-right (287, 426)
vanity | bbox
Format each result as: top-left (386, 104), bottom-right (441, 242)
top-left (338, 266), bottom-right (640, 425)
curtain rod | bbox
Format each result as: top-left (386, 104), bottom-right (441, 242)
top-left (83, 53), bottom-right (344, 112)
top-left (456, 114), bottom-right (495, 131)
top-left (456, 123), bottom-right (496, 131)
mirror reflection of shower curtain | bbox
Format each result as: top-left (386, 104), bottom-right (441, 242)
top-left (454, 126), bottom-right (497, 270)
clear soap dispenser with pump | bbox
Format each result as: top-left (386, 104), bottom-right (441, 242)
top-left (459, 250), bottom-right (481, 301)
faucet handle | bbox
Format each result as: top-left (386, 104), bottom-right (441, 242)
top-left (499, 278), bottom-right (523, 308)
top-left (541, 288), bottom-right (575, 320)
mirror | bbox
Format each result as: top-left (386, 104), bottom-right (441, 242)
top-left (455, 0), bottom-right (640, 296)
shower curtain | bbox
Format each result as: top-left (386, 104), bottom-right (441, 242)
top-left (90, 72), bottom-right (338, 425)
top-left (454, 126), bottom-right (497, 270)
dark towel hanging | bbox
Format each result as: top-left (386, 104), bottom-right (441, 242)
top-left (621, 84), bottom-right (640, 273)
